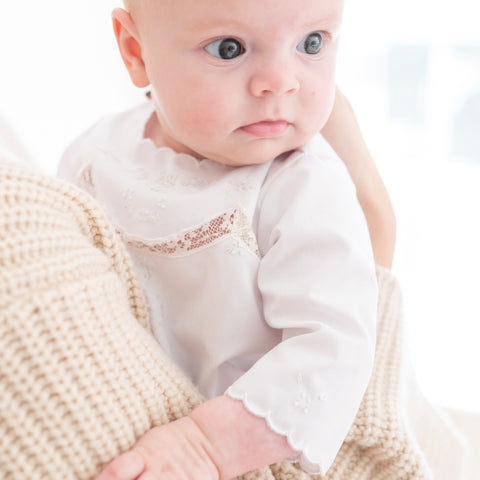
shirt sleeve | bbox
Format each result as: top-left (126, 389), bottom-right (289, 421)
top-left (225, 147), bottom-right (378, 475)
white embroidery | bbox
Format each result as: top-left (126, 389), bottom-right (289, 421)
top-left (131, 167), bottom-right (178, 190)
top-left (228, 177), bottom-right (256, 193)
top-left (225, 238), bottom-right (247, 257)
top-left (181, 177), bottom-right (211, 188)
top-left (121, 187), bottom-right (169, 224)
top-left (128, 167), bottom-right (216, 192)
top-left (136, 199), bottom-right (169, 223)
top-left (293, 373), bottom-right (327, 415)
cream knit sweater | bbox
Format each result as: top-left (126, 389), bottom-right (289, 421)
top-left (0, 159), bottom-right (465, 479)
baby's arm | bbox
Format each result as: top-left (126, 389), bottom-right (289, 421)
top-left (322, 89), bottom-right (396, 268)
top-left (96, 146), bottom-right (376, 480)
top-left (94, 395), bottom-right (296, 480)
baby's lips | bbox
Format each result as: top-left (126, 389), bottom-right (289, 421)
top-left (241, 120), bottom-right (289, 138)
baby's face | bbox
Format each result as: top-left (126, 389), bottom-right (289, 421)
top-left (134, 0), bottom-right (344, 166)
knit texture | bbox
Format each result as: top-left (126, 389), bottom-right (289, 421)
top-left (0, 160), bottom-right (204, 479)
top-left (0, 159), bottom-right (458, 479)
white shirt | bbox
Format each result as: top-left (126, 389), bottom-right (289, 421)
top-left (58, 101), bottom-right (377, 475)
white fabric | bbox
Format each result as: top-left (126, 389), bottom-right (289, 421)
top-left (58, 101), bottom-right (378, 475)
top-left (0, 116), bottom-right (30, 166)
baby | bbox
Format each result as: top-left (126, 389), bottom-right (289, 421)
top-left (58, 0), bottom-right (380, 478)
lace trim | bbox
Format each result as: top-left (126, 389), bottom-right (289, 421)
top-left (119, 205), bottom-right (260, 258)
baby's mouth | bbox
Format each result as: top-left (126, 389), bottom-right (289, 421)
top-left (241, 120), bottom-right (289, 138)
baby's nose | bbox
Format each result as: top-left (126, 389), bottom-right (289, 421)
top-left (248, 66), bottom-right (300, 97)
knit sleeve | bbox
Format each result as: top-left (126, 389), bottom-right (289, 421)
top-left (0, 161), bottom-right (204, 479)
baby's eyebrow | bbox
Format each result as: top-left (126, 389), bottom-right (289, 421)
top-left (188, 13), bottom-right (250, 30)
top-left (183, 5), bottom-right (344, 42)
top-left (302, 15), bottom-right (343, 31)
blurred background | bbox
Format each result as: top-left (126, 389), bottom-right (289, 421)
top-left (1, 1), bottom-right (479, 413)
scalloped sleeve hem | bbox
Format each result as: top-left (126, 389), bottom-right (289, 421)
top-left (225, 388), bottom-right (327, 475)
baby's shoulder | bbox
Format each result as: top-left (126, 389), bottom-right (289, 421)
top-left (266, 134), bottom-right (350, 186)
top-left (58, 102), bottom-right (153, 179)
top-left (81, 102), bottom-right (153, 151)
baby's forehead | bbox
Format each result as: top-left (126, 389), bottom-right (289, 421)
top-left (123, 0), bottom-right (149, 12)
top-left (123, 0), bottom-right (138, 11)
top-left (125, 0), bottom-right (343, 29)
top-left (124, 0), bottom-right (164, 15)
top-left (123, 0), bottom-right (161, 9)
top-left (123, 0), bottom-right (154, 19)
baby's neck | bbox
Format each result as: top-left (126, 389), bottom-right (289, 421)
top-left (143, 110), bottom-right (161, 146)
top-left (143, 110), bottom-right (204, 160)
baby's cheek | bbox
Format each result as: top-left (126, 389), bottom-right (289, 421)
top-left (190, 97), bottom-right (232, 136)
top-left (312, 84), bottom-right (336, 129)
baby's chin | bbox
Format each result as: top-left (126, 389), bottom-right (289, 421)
top-left (213, 137), bottom-right (312, 167)
top-left (209, 147), bottom-right (293, 167)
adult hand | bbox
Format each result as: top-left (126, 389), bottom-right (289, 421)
top-left (94, 416), bottom-right (219, 480)
top-left (322, 88), bottom-right (396, 268)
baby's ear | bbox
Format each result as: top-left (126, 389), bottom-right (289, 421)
top-left (112, 8), bottom-right (150, 88)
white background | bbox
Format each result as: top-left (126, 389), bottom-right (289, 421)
top-left (1, 1), bottom-right (479, 413)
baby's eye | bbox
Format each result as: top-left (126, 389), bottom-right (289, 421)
top-left (297, 32), bottom-right (324, 55)
top-left (204, 38), bottom-right (245, 60)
